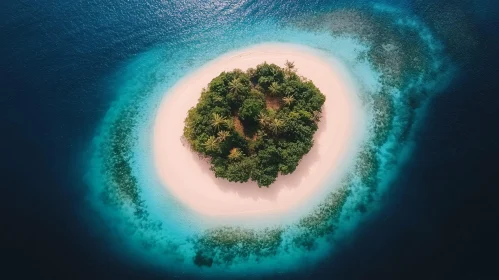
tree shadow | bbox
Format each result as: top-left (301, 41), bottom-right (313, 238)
top-left (242, 120), bottom-right (259, 138)
top-left (187, 108), bottom-right (328, 202)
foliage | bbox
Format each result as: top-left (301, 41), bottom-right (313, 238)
top-left (239, 97), bottom-right (265, 123)
top-left (183, 62), bottom-right (326, 187)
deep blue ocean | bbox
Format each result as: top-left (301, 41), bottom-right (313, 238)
top-left (2, 0), bottom-right (499, 279)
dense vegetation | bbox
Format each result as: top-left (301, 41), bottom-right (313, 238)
top-left (183, 62), bottom-right (326, 187)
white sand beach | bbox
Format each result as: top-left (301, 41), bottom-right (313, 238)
top-left (152, 43), bottom-right (364, 217)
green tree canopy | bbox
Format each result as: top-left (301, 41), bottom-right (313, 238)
top-left (239, 97), bottom-right (265, 123)
top-left (183, 62), bottom-right (326, 187)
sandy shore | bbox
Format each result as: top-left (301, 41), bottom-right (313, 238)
top-left (153, 43), bottom-right (364, 218)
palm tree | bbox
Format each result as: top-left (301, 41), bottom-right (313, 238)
top-left (229, 78), bottom-right (244, 95)
top-left (247, 67), bottom-right (256, 78)
top-left (217, 130), bottom-right (230, 142)
top-left (258, 112), bottom-right (269, 126)
top-left (268, 82), bottom-right (280, 96)
top-left (270, 66), bottom-right (278, 77)
top-left (228, 148), bottom-right (243, 161)
top-left (224, 118), bottom-right (235, 130)
top-left (266, 108), bottom-right (277, 119)
top-left (285, 60), bottom-right (295, 72)
top-left (282, 95), bottom-right (295, 106)
top-left (213, 94), bottom-right (224, 103)
top-left (211, 113), bottom-right (226, 130)
top-left (203, 136), bottom-right (219, 152)
top-left (270, 118), bottom-right (284, 135)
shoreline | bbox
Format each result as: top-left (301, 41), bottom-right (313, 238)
top-left (152, 43), bottom-right (365, 218)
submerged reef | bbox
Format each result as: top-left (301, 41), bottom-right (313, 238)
top-left (193, 227), bottom-right (284, 266)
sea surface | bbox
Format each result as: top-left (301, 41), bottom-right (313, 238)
top-left (2, 0), bottom-right (499, 279)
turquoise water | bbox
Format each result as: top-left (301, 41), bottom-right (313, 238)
top-left (84, 3), bottom-right (455, 278)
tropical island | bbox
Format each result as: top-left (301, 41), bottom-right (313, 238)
top-left (183, 61), bottom-right (326, 187)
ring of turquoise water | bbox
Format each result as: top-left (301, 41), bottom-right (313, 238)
top-left (87, 6), bottom-right (453, 277)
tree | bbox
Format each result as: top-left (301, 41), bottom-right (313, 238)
top-left (213, 95), bottom-right (224, 103)
top-left (217, 130), bottom-right (230, 142)
top-left (203, 136), bottom-right (219, 152)
top-left (285, 60), bottom-right (295, 73)
top-left (282, 95), bottom-right (295, 106)
top-left (229, 78), bottom-right (244, 95)
top-left (258, 112), bottom-right (269, 126)
top-left (228, 148), bottom-right (243, 161)
top-left (270, 66), bottom-right (279, 78)
top-left (224, 118), bottom-right (235, 130)
top-left (239, 97), bottom-right (265, 122)
top-left (227, 77), bottom-right (249, 108)
top-left (269, 118), bottom-right (284, 135)
top-left (268, 82), bottom-right (280, 96)
top-left (208, 76), bottom-right (227, 94)
top-left (211, 113), bottom-right (226, 130)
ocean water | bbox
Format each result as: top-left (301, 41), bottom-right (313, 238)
top-left (2, 0), bottom-right (498, 279)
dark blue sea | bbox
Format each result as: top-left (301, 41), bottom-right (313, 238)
top-left (2, 0), bottom-right (498, 279)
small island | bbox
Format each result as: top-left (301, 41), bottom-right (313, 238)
top-left (183, 62), bottom-right (326, 187)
